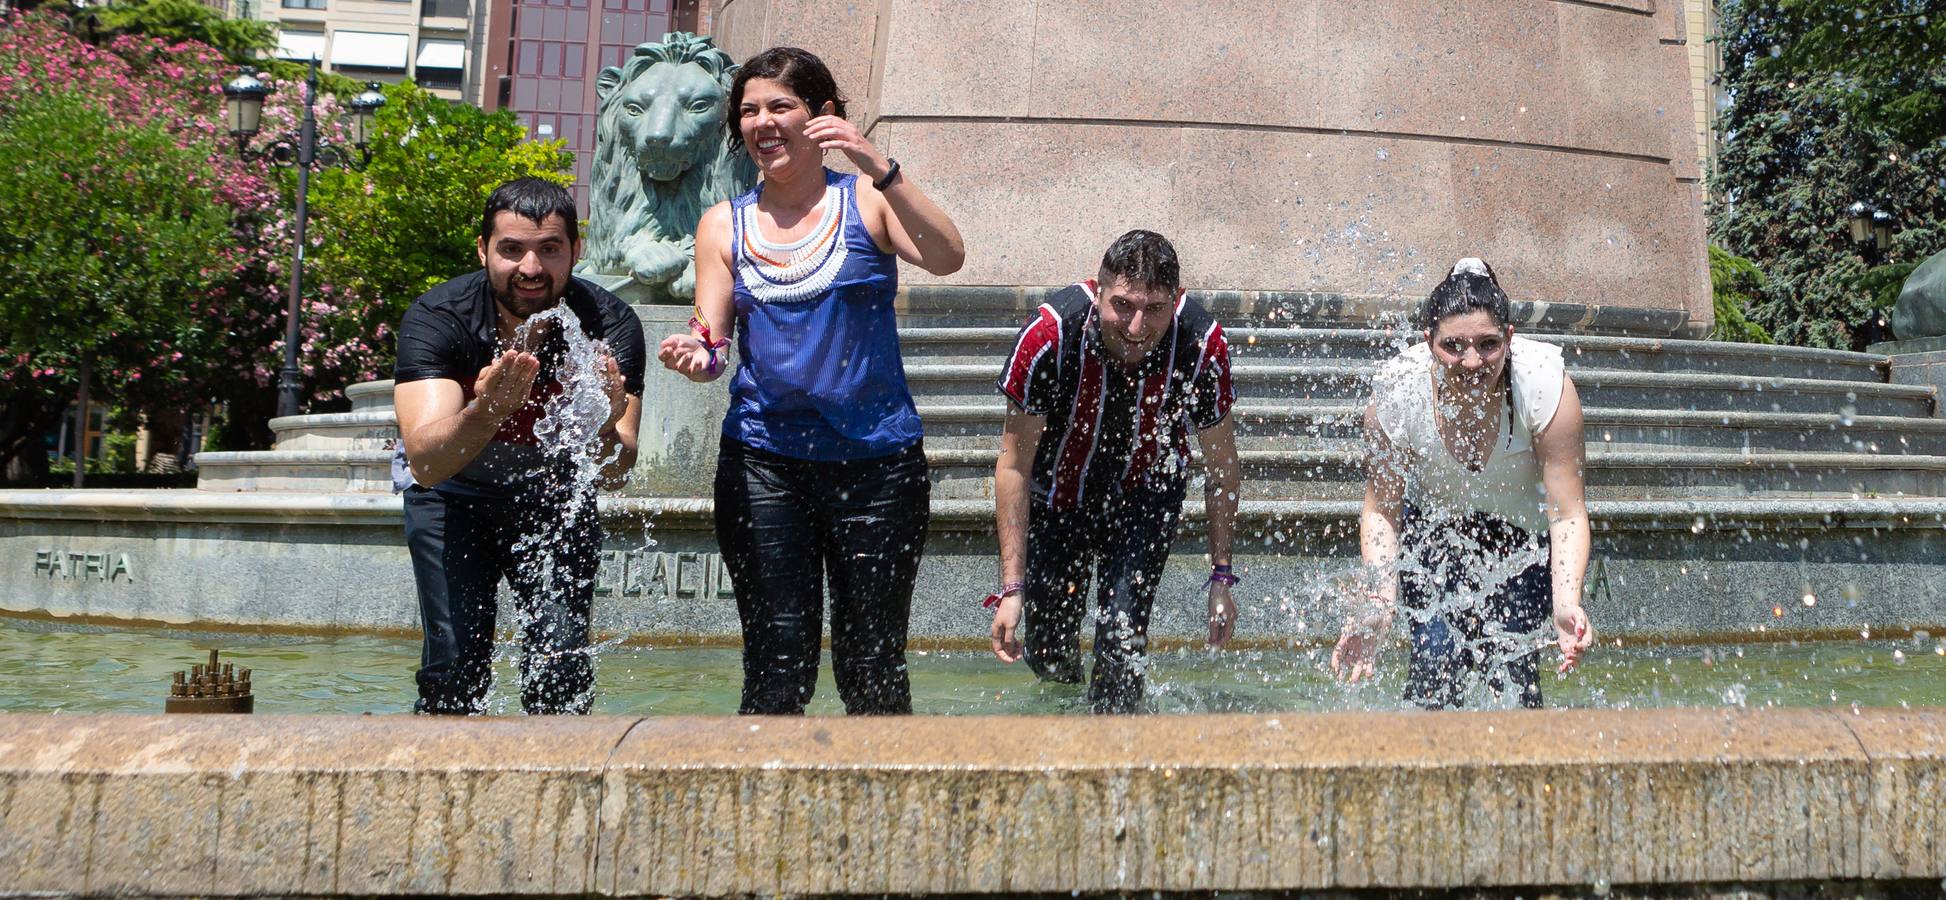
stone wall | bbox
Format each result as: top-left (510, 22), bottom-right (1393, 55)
top-left (0, 709), bottom-right (1941, 895)
top-left (709, 0), bottom-right (1712, 333)
top-left (3, 492), bottom-right (1943, 642)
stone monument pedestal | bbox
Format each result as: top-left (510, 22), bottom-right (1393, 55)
top-left (1867, 336), bottom-right (1946, 414)
top-left (625, 302), bottom-right (730, 497)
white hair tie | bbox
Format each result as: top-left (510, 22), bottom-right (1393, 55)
top-left (1450, 258), bottom-right (1489, 278)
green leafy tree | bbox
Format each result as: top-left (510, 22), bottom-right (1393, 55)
top-left (297, 80), bottom-right (572, 401)
top-left (1711, 0), bottom-right (1946, 348)
top-left (1708, 245), bottom-right (1774, 343)
top-left (1765, 0), bottom-right (1946, 148)
top-left (0, 89), bottom-right (234, 476)
top-left (88, 0), bottom-right (275, 65)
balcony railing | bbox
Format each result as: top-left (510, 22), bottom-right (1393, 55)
top-left (421, 0), bottom-right (467, 19)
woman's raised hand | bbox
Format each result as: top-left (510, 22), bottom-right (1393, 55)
top-left (804, 115), bottom-right (890, 183)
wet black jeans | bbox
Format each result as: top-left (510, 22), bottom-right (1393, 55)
top-left (402, 483), bottom-right (600, 715)
top-left (1398, 505), bottom-right (1553, 710)
top-left (714, 437), bottom-right (930, 715)
top-left (1021, 483), bottom-right (1186, 714)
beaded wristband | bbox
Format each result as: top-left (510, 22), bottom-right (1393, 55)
top-left (982, 581), bottom-right (1026, 609)
top-left (688, 315), bottom-right (732, 374)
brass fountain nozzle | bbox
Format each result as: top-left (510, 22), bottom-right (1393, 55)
top-left (165, 649), bottom-right (254, 714)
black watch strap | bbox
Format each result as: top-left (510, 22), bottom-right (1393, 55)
top-left (872, 158), bottom-right (902, 191)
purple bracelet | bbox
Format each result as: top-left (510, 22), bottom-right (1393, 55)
top-left (982, 581), bottom-right (1026, 609)
top-left (1206, 564), bottom-right (1239, 587)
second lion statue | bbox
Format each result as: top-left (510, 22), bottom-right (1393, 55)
top-left (578, 32), bottom-right (755, 304)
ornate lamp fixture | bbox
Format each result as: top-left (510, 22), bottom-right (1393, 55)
top-left (220, 59), bottom-right (388, 417)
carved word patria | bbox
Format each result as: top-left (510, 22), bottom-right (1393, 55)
top-left (32, 549), bottom-right (135, 582)
top-left (593, 549), bottom-right (733, 600)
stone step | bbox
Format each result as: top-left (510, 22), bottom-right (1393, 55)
top-left (196, 445), bottom-right (1946, 501)
top-left (264, 401), bottom-right (1946, 461)
top-left (192, 450), bottom-right (394, 494)
top-left (921, 447), bottom-right (1946, 501)
top-left (885, 285), bottom-right (1699, 336)
top-left (900, 327), bottom-right (1892, 383)
top-left (346, 380), bottom-right (394, 413)
top-left (915, 403), bottom-right (1946, 456)
top-left (903, 363), bottom-right (1939, 417)
top-left (262, 402), bottom-right (1946, 460)
top-left (270, 411), bottom-right (400, 451)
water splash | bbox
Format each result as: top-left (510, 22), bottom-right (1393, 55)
top-left (482, 303), bottom-right (633, 714)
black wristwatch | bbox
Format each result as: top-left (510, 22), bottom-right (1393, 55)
top-left (872, 158), bottom-right (902, 191)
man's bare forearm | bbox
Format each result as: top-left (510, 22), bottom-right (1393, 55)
top-left (1202, 472), bottom-right (1239, 567)
top-left (995, 464), bottom-right (1031, 586)
top-left (404, 403), bottom-right (505, 487)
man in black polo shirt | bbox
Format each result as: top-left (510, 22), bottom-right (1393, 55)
top-left (987, 230), bottom-right (1243, 713)
top-left (392, 177), bottom-right (646, 715)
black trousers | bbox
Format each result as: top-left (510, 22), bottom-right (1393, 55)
top-left (1398, 506), bottom-right (1553, 710)
top-left (1021, 484), bottom-right (1186, 714)
top-left (402, 483), bottom-right (601, 715)
top-left (713, 437), bottom-right (930, 715)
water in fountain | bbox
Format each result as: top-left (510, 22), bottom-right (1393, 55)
top-left (474, 303), bottom-right (644, 714)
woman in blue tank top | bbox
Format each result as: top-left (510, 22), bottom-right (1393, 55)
top-left (657, 46), bottom-right (964, 715)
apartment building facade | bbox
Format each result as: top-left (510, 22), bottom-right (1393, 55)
top-left (242, 0), bottom-right (494, 105)
top-left (481, 0), bottom-right (701, 210)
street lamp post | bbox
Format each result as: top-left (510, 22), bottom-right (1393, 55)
top-left (1845, 200), bottom-right (1896, 263)
top-left (1845, 200), bottom-right (1899, 349)
top-left (223, 59), bottom-right (387, 418)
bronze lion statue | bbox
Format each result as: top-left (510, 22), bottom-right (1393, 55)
top-left (578, 33), bottom-right (755, 304)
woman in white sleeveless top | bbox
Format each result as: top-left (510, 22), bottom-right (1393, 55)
top-left (1332, 259), bottom-right (1594, 708)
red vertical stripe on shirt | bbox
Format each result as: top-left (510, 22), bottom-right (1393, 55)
top-left (1000, 305), bottom-right (1059, 408)
top-left (1195, 322), bottom-right (1235, 424)
top-left (1049, 334), bottom-right (1106, 508)
top-left (1119, 343), bottom-right (1176, 491)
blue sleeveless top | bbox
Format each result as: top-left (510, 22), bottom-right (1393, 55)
top-left (723, 169), bottom-right (922, 460)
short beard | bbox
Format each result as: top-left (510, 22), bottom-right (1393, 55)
top-left (492, 276), bottom-right (559, 320)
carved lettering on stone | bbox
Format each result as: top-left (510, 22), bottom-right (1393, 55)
top-left (29, 548), bottom-right (135, 581)
top-left (587, 550), bottom-right (730, 600)
top-left (649, 553), bottom-right (673, 595)
top-left (712, 554), bottom-right (735, 599)
top-left (594, 550), bottom-right (621, 595)
top-left (675, 552), bottom-right (703, 598)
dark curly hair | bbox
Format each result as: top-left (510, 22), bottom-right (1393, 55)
top-left (723, 46), bottom-right (847, 155)
top-left (1097, 230), bottom-right (1181, 294)
top-left (481, 176), bottom-right (577, 247)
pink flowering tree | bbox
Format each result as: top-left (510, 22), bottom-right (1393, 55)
top-left (0, 10), bottom-right (571, 468)
top-left (0, 12), bottom-right (280, 475)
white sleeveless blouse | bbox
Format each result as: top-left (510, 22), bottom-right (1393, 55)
top-left (1369, 336), bottom-right (1567, 534)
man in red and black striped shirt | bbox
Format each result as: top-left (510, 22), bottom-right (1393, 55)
top-left (987, 230), bottom-right (1242, 713)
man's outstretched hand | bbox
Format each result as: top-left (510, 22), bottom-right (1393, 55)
top-left (472, 350), bottom-right (540, 422)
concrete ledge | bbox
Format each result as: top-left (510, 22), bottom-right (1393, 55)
top-left (3, 491), bottom-right (1942, 639)
top-left (0, 711), bottom-right (1941, 896)
top-left (894, 286), bottom-right (1698, 338)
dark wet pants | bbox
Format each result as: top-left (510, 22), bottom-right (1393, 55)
top-left (1022, 484), bottom-right (1185, 714)
top-left (1399, 506), bottom-right (1553, 710)
top-left (714, 437), bottom-right (930, 715)
top-left (403, 484), bottom-right (600, 715)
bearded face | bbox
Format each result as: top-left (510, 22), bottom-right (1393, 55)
top-left (478, 211), bottom-right (579, 320)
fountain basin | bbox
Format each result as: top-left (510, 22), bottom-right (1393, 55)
top-left (2, 490), bottom-right (1941, 642)
top-left (0, 710), bottom-right (1940, 896)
